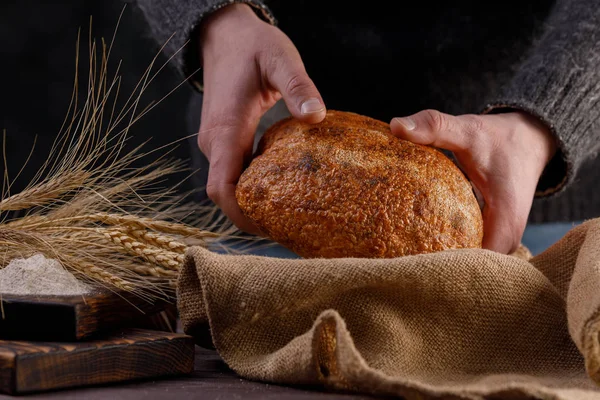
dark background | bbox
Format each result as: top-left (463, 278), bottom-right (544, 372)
top-left (0, 0), bottom-right (203, 200)
top-left (1, 0), bottom-right (591, 226)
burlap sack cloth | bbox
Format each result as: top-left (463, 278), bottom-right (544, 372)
top-left (177, 218), bottom-right (600, 399)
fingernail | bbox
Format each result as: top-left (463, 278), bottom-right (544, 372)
top-left (394, 117), bottom-right (416, 131)
top-left (301, 98), bottom-right (325, 115)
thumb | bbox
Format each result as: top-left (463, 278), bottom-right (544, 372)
top-left (265, 49), bottom-right (326, 123)
top-left (390, 109), bottom-right (479, 153)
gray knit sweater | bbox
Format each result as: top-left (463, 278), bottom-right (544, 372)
top-left (135, 0), bottom-right (600, 224)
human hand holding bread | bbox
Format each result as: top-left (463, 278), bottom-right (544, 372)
top-left (196, 4), bottom-right (326, 235)
top-left (197, 4), bottom-right (557, 256)
top-left (391, 110), bottom-right (557, 254)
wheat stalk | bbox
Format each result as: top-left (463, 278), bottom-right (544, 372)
top-left (8, 213), bottom-right (220, 239)
top-left (70, 260), bottom-right (135, 292)
top-left (0, 14), bottom-right (273, 303)
top-left (101, 228), bottom-right (183, 271)
top-left (0, 170), bottom-right (91, 211)
top-left (127, 229), bottom-right (187, 253)
top-left (128, 264), bottom-right (179, 278)
top-left (89, 213), bottom-right (217, 239)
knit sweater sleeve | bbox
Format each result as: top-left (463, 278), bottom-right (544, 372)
top-left (482, 0), bottom-right (600, 197)
top-left (133, 0), bottom-right (275, 90)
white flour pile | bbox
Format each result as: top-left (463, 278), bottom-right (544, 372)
top-left (0, 254), bottom-right (91, 296)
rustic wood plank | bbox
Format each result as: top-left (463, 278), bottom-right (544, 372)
top-left (0, 349), bottom-right (14, 397)
top-left (0, 328), bottom-right (194, 395)
top-left (0, 346), bottom-right (371, 400)
top-left (0, 291), bottom-right (170, 341)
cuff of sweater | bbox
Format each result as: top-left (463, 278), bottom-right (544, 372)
top-left (481, 102), bottom-right (571, 198)
top-left (184, 0), bottom-right (276, 92)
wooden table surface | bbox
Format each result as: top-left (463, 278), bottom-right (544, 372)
top-left (0, 346), bottom-right (373, 400)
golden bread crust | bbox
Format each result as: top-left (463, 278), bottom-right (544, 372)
top-left (236, 110), bottom-right (483, 258)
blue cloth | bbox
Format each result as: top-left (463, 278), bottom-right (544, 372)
top-left (521, 221), bottom-right (583, 256)
top-left (242, 242), bottom-right (300, 259)
top-left (244, 222), bottom-right (584, 258)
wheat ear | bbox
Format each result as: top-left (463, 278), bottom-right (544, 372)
top-left (101, 228), bottom-right (184, 270)
top-left (17, 213), bottom-right (218, 239)
top-left (126, 229), bottom-right (187, 253)
top-left (0, 170), bottom-right (90, 211)
top-left (128, 264), bottom-right (178, 278)
top-left (48, 250), bottom-right (135, 292)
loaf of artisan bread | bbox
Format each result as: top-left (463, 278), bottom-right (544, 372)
top-left (235, 110), bottom-right (483, 258)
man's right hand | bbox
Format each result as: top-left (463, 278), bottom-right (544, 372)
top-left (197, 3), bottom-right (326, 234)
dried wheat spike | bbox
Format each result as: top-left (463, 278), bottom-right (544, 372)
top-left (127, 229), bottom-right (187, 253)
top-left (102, 228), bottom-right (183, 270)
top-left (128, 263), bottom-right (178, 278)
top-left (70, 260), bottom-right (135, 291)
top-left (3, 215), bottom-right (47, 229)
top-left (88, 266), bottom-right (135, 291)
top-left (89, 213), bottom-right (218, 239)
top-left (0, 171), bottom-right (90, 211)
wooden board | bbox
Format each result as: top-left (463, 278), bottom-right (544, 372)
top-left (0, 346), bottom-right (371, 400)
top-left (0, 291), bottom-right (171, 341)
top-left (0, 328), bottom-right (194, 395)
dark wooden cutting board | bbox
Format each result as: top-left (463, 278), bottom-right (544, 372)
top-left (0, 328), bottom-right (194, 395)
top-left (0, 291), bottom-right (171, 341)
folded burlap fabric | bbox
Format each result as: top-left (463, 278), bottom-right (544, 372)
top-left (177, 219), bottom-right (600, 399)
